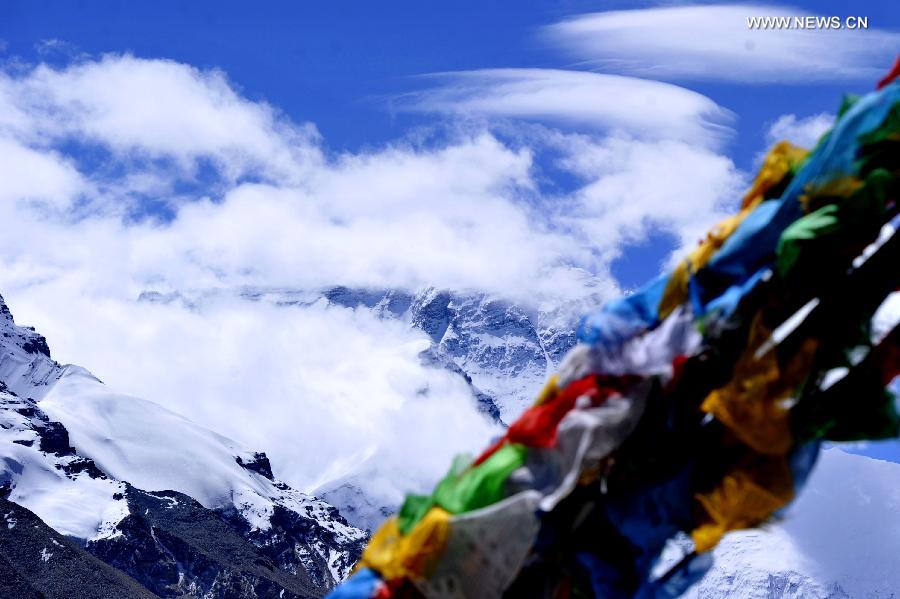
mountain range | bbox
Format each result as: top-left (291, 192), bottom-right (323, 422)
top-left (1, 288), bottom-right (898, 598)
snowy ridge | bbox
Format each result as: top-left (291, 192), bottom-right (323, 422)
top-left (0, 296), bottom-right (70, 401)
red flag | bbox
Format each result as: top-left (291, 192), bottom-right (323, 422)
top-left (877, 55), bottom-right (900, 90)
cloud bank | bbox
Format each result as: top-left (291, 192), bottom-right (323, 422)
top-left (0, 54), bottom-right (746, 507)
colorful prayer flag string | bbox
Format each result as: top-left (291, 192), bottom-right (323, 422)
top-left (328, 66), bottom-right (900, 599)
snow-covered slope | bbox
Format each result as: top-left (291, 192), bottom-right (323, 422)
top-left (43, 372), bottom-right (300, 528)
top-left (38, 371), bottom-right (366, 582)
top-left (408, 288), bottom-right (578, 422)
top-left (689, 448), bottom-right (900, 598)
top-left (0, 292), bottom-right (366, 597)
top-left (0, 386), bottom-right (126, 540)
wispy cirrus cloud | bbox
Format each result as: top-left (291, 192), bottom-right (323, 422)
top-left (398, 68), bottom-right (733, 147)
top-left (544, 4), bottom-right (900, 84)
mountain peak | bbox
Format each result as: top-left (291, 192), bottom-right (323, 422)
top-left (0, 293), bottom-right (50, 357)
top-left (0, 293), bottom-right (11, 322)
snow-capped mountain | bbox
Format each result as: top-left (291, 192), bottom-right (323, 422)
top-left (3, 284), bottom-right (899, 598)
top-left (406, 288), bottom-right (578, 422)
top-left (0, 292), bottom-right (366, 598)
top-left (685, 448), bottom-right (900, 598)
top-left (137, 285), bottom-right (586, 532)
top-left (139, 285), bottom-right (586, 425)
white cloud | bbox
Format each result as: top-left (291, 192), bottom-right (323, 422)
top-left (0, 137), bottom-right (86, 207)
top-left (766, 112), bottom-right (834, 148)
top-left (0, 54), bottom-right (746, 511)
top-left (545, 4), bottom-right (900, 83)
top-left (399, 69), bottom-right (733, 147)
top-left (552, 134), bottom-right (745, 264)
top-left (1, 55), bottom-right (322, 183)
top-left (0, 140), bottom-right (601, 302)
top-left (32, 288), bottom-right (498, 505)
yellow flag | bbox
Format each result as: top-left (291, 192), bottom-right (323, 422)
top-left (358, 507), bottom-right (451, 581)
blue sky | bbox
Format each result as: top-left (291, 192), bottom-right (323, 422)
top-left (6, 0), bottom-right (896, 162)
top-left (5, 0), bottom-right (897, 284)
top-left (0, 1), bottom-right (898, 474)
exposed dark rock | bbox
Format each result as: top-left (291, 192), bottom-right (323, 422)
top-left (37, 420), bottom-right (75, 456)
top-left (88, 486), bottom-right (323, 598)
top-left (0, 295), bottom-right (65, 400)
top-left (59, 457), bottom-right (107, 479)
top-left (235, 452), bottom-right (275, 480)
top-left (222, 502), bottom-right (366, 591)
top-left (0, 294), bottom-right (52, 359)
top-left (418, 345), bottom-right (501, 422)
top-left (21, 335), bottom-right (51, 358)
top-left (0, 497), bottom-right (158, 599)
top-left (0, 294), bottom-right (11, 322)
top-left (409, 289), bottom-right (453, 343)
